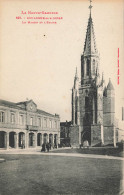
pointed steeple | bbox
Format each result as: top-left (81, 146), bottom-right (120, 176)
top-left (81, 0), bottom-right (99, 85)
top-left (107, 78), bottom-right (114, 90)
top-left (73, 67), bottom-right (79, 89)
top-left (83, 2), bottom-right (98, 56)
top-left (75, 67), bottom-right (78, 78)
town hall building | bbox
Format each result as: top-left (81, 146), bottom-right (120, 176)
top-left (0, 99), bottom-right (60, 149)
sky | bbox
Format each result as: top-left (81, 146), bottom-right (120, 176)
top-left (0, 0), bottom-right (124, 122)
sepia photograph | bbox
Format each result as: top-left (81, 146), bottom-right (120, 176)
top-left (0, 0), bottom-right (124, 194)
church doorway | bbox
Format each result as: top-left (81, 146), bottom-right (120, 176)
top-left (81, 131), bottom-right (91, 146)
top-left (0, 131), bottom-right (6, 148)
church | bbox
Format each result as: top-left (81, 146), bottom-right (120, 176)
top-left (70, 3), bottom-right (116, 147)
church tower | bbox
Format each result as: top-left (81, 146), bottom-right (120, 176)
top-left (79, 1), bottom-right (104, 146)
top-left (70, 0), bottom-right (115, 147)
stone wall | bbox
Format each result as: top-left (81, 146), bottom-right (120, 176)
top-left (70, 125), bottom-right (80, 147)
top-left (103, 126), bottom-right (114, 145)
top-left (91, 124), bottom-right (101, 146)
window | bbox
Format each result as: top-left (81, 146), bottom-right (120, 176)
top-left (19, 115), bottom-right (23, 125)
top-left (30, 117), bottom-right (33, 125)
top-left (93, 59), bottom-right (95, 74)
top-left (38, 118), bottom-right (41, 127)
top-left (50, 120), bottom-right (52, 128)
top-left (11, 113), bottom-right (15, 124)
top-left (44, 118), bottom-right (47, 128)
top-left (82, 64), bottom-right (84, 77)
top-left (55, 121), bottom-right (57, 128)
top-left (87, 59), bottom-right (90, 76)
top-left (85, 96), bottom-right (89, 108)
top-left (0, 111), bottom-right (5, 122)
top-left (85, 113), bottom-right (89, 123)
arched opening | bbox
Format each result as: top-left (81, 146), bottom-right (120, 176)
top-left (19, 132), bottom-right (25, 148)
top-left (82, 131), bottom-right (91, 146)
top-left (0, 131), bottom-right (6, 148)
top-left (9, 132), bottom-right (16, 148)
top-left (93, 59), bottom-right (95, 74)
top-left (29, 133), bottom-right (35, 147)
top-left (87, 59), bottom-right (90, 76)
top-left (37, 133), bottom-right (42, 146)
top-left (85, 96), bottom-right (89, 110)
top-left (43, 133), bottom-right (48, 144)
top-left (49, 134), bottom-right (53, 144)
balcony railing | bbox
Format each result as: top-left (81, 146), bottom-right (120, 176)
top-left (27, 125), bottom-right (39, 131)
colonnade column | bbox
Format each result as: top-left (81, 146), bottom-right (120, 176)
top-left (34, 132), bottom-right (37, 148)
top-left (6, 132), bottom-right (9, 149)
top-left (41, 134), bottom-right (43, 145)
top-left (47, 134), bottom-right (49, 143)
top-left (56, 135), bottom-right (58, 148)
top-left (25, 132), bottom-right (29, 148)
top-left (15, 133), bottom-right (19, 149)
top-left (40, 134), bottom-right (42, 146)
top-left (52, 134), bottom-right (54, 147)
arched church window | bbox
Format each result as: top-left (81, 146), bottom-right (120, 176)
top-left (87, 59), bottom-right (90, 76)
top-left (85, 96), bottom-right (89, 108)
top-left (93, 59), bottom-right (95, 73)
top-left (82, 64), bottom-right (84, 77)
top-left (85, 113), bottom-right (89, 123)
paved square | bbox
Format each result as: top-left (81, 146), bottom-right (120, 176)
top-left (0, 154), bottom-right (122, 195)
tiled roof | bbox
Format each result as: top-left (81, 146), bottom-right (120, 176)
top-left (0, 99), bottom-right (24, 110)
top-left (0, 99), bottom-right (59, 118)
top-left (37, 109), bottom-right (55, 117)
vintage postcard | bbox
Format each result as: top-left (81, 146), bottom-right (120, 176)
top-left (0, 0), bottom-right (124, 194)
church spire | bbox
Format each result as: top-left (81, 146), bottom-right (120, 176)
top-left (75, 67), bottom-right (78, 78)
top-left (81, 0), bottom-right (99, 85)
top-left (83, 0), bottom-right (98, 56)
top-left (89, 0), bottom-right (93, 18)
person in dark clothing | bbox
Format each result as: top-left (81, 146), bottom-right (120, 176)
top-left (41, 143), bottom-right (46, 152)
top-left (49, 143), bottom-right (51, 150)
top-left (46, 142), bottom-right (49, 152)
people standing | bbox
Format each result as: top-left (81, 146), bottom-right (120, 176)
top-left (41, 143), bottom-right (46, 152)
top-left (46, 142), bottom-right (49, 152)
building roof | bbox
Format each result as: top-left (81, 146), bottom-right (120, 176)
top-left (37, 109), bottom-right (55, 117)
top-left (0, 99), bottom-right (24, 110)
top-left (83, 14), bottom-right (98, 56)
top-left (0, 99), bottom-right (59, 118)
top-left (60, 121), bottom-right (72, 126)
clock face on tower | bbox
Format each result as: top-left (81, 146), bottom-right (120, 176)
top-left (26, 100), bottom-right (37, 112)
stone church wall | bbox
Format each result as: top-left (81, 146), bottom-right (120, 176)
top-left (91, 124), bottom-right (101, 146)
top-left (70, 125), bottom-right (80, 147)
